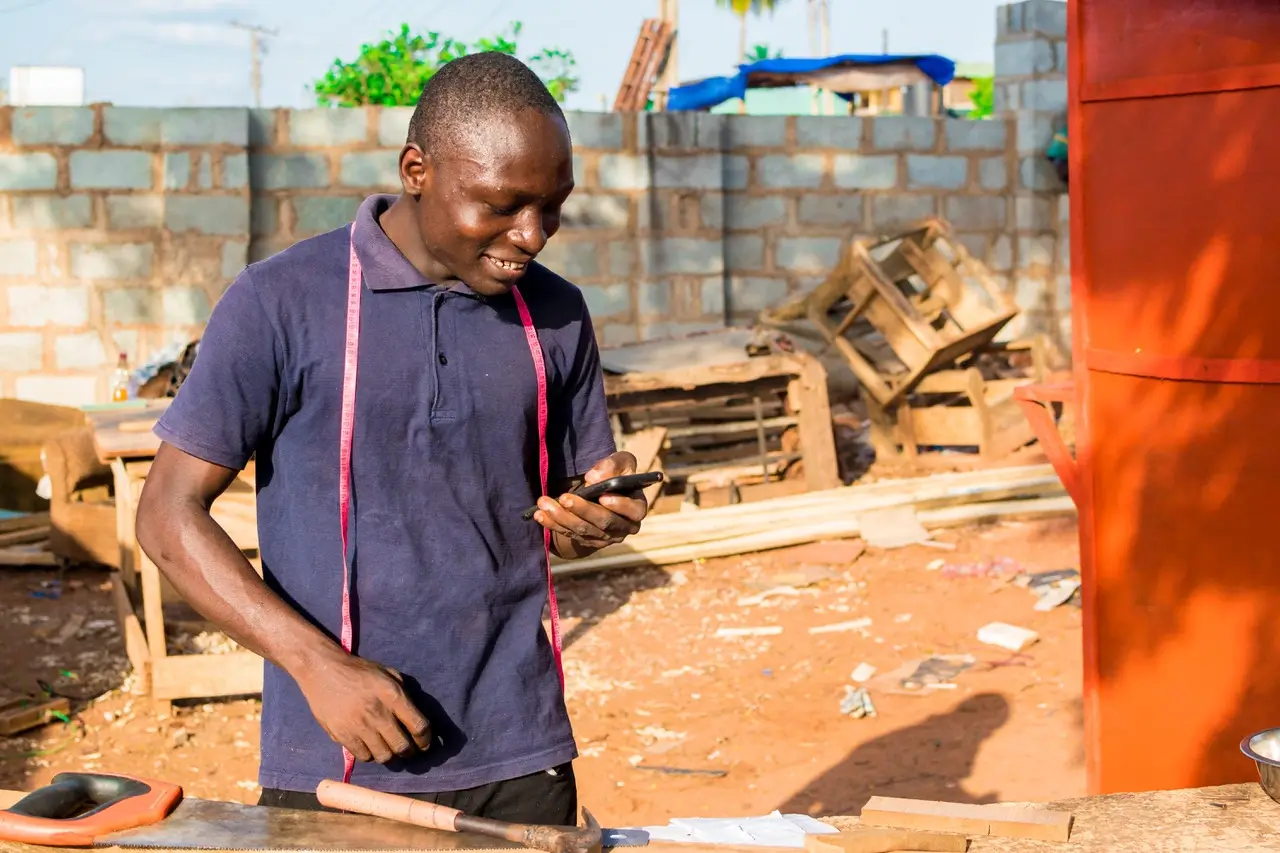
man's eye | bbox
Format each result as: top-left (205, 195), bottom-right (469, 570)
top-left (489, 203), bottom-right (518, 216)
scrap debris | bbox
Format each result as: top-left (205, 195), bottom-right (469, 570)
top-left (978, 622), bottom-right (1040, 652)
top-left (840, 686), bottom-right (877, 719)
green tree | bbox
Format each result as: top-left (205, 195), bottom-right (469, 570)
top-left (312, 21), bottom-right (579, 107)
top-left (747, 43), bottom-right (783, 62)
top-left (715, 0), bottom-right (785, 63)
top-left (968, 76), bottom-right (994, 119)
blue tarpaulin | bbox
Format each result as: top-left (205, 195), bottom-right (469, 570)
top-left (667, 54), bottom-right (957, 112)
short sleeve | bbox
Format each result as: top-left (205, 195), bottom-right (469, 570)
top-left (548, 298), bottom-right (616, 481)
top-left (153, 269), bottom-right (283, 470)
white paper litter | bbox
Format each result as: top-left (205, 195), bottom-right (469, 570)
top-left (638, 812), bottom-right (838, 848)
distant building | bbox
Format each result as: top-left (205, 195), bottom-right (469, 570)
top-left (8, 66), bottom-right (85, 106)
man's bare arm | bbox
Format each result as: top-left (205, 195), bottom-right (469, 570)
top-left (135, 442), bottom-right (431, 764)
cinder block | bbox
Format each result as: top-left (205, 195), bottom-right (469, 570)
top-left (55, 331), bottom-right (107, 370)
top-left (1055, 271), bottom-right (1071, 308)
top-left (164, 153), bottom-right (190, 190)
top-left (222, 241), bottom-right (248, 279)
top-left (251, 197), bottom-right (278, 236)
top-left (995, 38), bottom-right (1056, 79)
top-left (70, 151), bottom-right (153, 190)
top-left (12, 195), bottom-right (93, 229)
top-left (798, 194), bottom-right (863, 226)
top-left (979, 157), bottom-right (1009, 190)
top-left (944, 119), bottom-right (1007, 152)
top-left (701, 276), bottom-right (726, 316)
top-left (14, 375), bottom-right (99, 407)
top-left (581, 282), bottom-right (630, 318)
top-left (638, 112), bottom-right (715, 150)
top-left (249, 108), bottom-right (277, 147)
top-left (7, 285), bottom-right (90, 327)
top-left (162, 287), bottom-right (211, 325)
top-left (1018, 234), bottom-right (1056, 269)
top-left (223, 153), bottom-right (249, 189)
top-left (833, 155), bottom-right (897, 189)
top-left (197, 155), bottom-right (213, 190)
top-left (1014, 274), bottom-right (1049, 312)
top-left (339, 151), bottom-right (401, 188)
top-left (637, 279), bottom-right (669, 316)
top-left (602, 323), bottom-right (639, 346)
top-left (1020, 156), bottom-right (1061, 190)
top-left (103, 107), bottom-right (161, 146)
top-left (71, 243), bottom-right (154, 280)
top-left (566, 112), bottom-right (624, 149)
top-left (724, 156), bottom-right (749, 191)
top-left (597, 155), bottom-right (649, 190)
top-left (1055, 41), bottom-right (1069, 73)
top-left (1016, 195), bottom-right (1056, 230)
top-left (573, 154), bottom-right (586, 185)
top-left (536, 240), bottom-right (600, 279)
top-left (160, 108), bottom-right (249, 146)
top-left (102, 288), bottom-right (155, 323)
top-left (956, 233), bottom-right (989, 261)
top-left (1058, 193), bottom-right (1069, 225)
top-left (1025, 0), bottom-right (1068, 38)
top-left (776, 237), bottom-right (841, 273)
top-left (562, 193), bottom-right (630, 229)
top-left (289, 109), bottom-right (369, 147)
top-left (995, 82), bottom-right (1020, 113)
top-left (643, 237), bottom-right (724, 276)
top-left (12, 107), bottom-right (94, 145)
top-left (907, 155), bottom-right (968, 190)
top-left (725, 115), bottom-right (788, 148)
top-left (872, 195), bottom-right (936, 231)
top-left (727, 276), bottom-right (789, 314)
top-left (992, 235), bottom-right (1013, 271)
top-left (654, 155), bottom-right (726, 190)
top-left (106, 196), bottom-right (163, 229)
top-left (701, 194), bottom-right (788, 230)
top-left (946, 196), bottom-right (1007, 231)
top-left (608, 243), bottom-right (634, 277)
top-left (871, 117), bottom-right (936, 151)
top-left (1021, 78), bottom-right (1068, 113)
top-left (0, 239), bottom-right (39, 276)
top-left (726, 235), bottom-right (764, 270)
top-left (251, 153), bottom-right (330, 190)
top-left (293, 196), bottom-right (363, 234)
top-left (378, 107), bottom-right (414, 147)
top-left (0, 153), bottom-right (58, 190)
top-left (0, 332), bottom-right (45, 372)
top-left (164, 196), bottom-right (250, 236)
top-left (795, 116), bottom-right (862, 150)
top-left (1017, 111), bottom-right (1056, 155)
top-left (756, 154), bottom-right (825, 189)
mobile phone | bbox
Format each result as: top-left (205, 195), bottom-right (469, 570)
top-left (521, 471), bottom-right (665, 521)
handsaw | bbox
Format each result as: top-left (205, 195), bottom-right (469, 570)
top-left (0, 773), bottom-right (649, 851)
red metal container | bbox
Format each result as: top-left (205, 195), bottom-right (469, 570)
top-left (1019, 0), bottom-right (1280, 795)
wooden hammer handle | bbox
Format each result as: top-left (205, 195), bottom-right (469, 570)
top-left (315, 780), bottom-right (461, 832)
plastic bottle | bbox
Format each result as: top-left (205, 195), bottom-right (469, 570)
top-left (110, 352), bottom-right (131, 402)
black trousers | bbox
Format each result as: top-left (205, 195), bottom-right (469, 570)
top-left (257, 762), bottom-right (577, 825)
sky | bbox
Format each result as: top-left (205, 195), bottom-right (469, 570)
top-left (0, 0), bottom-right (1004, 111)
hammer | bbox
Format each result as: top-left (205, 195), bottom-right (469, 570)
top-left (316, 780), bottom-right (603, 853)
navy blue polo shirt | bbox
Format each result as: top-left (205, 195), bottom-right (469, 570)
top-left (154, 193), bottom-right (616, 793)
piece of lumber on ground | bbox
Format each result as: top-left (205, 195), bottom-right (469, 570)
top-left (0, 543), bottom-right (56, 567)
top-left (805, 827), bottom-right (968, 853)
top-left (860, 796), bottom-right (1072, 842)
top-left (0, 525), bottom-right (50, 547)
top-left (0, 697), bottom-right (71, 736)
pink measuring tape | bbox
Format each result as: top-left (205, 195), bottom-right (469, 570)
top-left (337, 230), bottom-right (564, 783)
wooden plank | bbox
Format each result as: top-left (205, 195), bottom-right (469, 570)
top-left (0, 526), bottom-right (50, 547)
top-left (603, 354), bottom-right (803, 395)
top-left (138, 550), bottom-right (167, 662)
top-left (151, 651), bottom-right (263, 701)
top-left (0, 511), bottom-right (49, 536)
top-left (805, 828), bottom-right (967, 853)
top-left (860, 796), bottom-right (1073, 842)
top-left (0, 697), bottom-right (71, 736)
top-left (0, 544), bottom-right (56, 566)
top-left (621, 426), bottom-right (668, 507)
top-left (86, 399), bottom-right (171, 461)
top-left (788, 355), bottom-right (841, 492)
top-left (110, 576), bottom-right (151, 689)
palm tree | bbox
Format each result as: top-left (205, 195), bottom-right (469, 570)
top-left (715, 0), bottom-right (784, 65)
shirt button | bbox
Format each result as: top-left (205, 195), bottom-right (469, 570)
top-left (438, 353), bottom-right (448, 365)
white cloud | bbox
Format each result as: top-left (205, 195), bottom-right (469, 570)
top-left (93, 20), bottom-right (252, 47)
top-left (108, 0), bottom-right (250, 10)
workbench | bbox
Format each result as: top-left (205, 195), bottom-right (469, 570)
top-left (1, 783), bottom-right (1275, 851)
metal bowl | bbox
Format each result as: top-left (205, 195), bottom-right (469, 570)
top-left (1240, 728), bottom-right (1280, 803)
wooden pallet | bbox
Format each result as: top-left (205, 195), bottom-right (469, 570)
top-left (0, 696), bottom-right (71, 736)
top-left (614, 18), bottom-right (675, 112)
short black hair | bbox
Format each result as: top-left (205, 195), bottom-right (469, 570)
top-left (407, 52), bottom-right (566, 155)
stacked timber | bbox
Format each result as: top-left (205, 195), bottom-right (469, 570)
top-left (0, 511), bottom-right (54, 567)
top-left (551, 463), bottom-right (1070, 576)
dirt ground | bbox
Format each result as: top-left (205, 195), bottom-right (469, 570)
top-left (0, 516), bottom-right (1083, 827)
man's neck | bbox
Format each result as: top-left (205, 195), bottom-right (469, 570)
top-left (378, 195), bottom-right (452, 283)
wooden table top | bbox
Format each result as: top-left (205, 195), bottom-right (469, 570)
top-left (85, 399), bottom-right (172, 461)
top-left (1, 782), bottom-right (1276, 852)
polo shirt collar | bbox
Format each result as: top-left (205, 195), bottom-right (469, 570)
top-left (352, 193), bottom-right (457, 293)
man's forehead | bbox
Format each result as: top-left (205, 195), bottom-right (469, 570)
top-left (435, 110), bottom-right (570, 164)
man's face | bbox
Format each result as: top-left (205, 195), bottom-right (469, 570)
top-left (402, 109), bottom-right (574, 297)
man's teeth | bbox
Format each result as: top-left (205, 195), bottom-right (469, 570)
top-left (489, 257), bottom-right (527, 271)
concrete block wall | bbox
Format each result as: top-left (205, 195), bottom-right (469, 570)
top-left (995, 0), bottom-right (1069, 342)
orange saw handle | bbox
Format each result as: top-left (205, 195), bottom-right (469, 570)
top-left (0, 772), bottom-right (182, 847)
top-left (316, 780), bottom-right (462, 831)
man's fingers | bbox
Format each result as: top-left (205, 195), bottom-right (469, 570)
top-left (342, 733), bottom-right (374, 763)
top-left (537, 498), bottom-right (611, 543)
top-left (389, 695), bottom-right (433, 752)
top-left (599, 494), bottom-right (648, 525)
top-left (558, 494), bottom-right (640, 538)
top-left (363, 729), bottom-right (396, 764)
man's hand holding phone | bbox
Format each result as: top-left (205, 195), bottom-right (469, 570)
top-left (530, 452), bottom-right (656, 557)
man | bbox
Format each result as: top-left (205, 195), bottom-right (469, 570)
top-left (135, 52), bottom-right (648, 824)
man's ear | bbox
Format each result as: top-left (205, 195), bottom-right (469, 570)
top-left (399, 143), bottom-right (428, 198)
